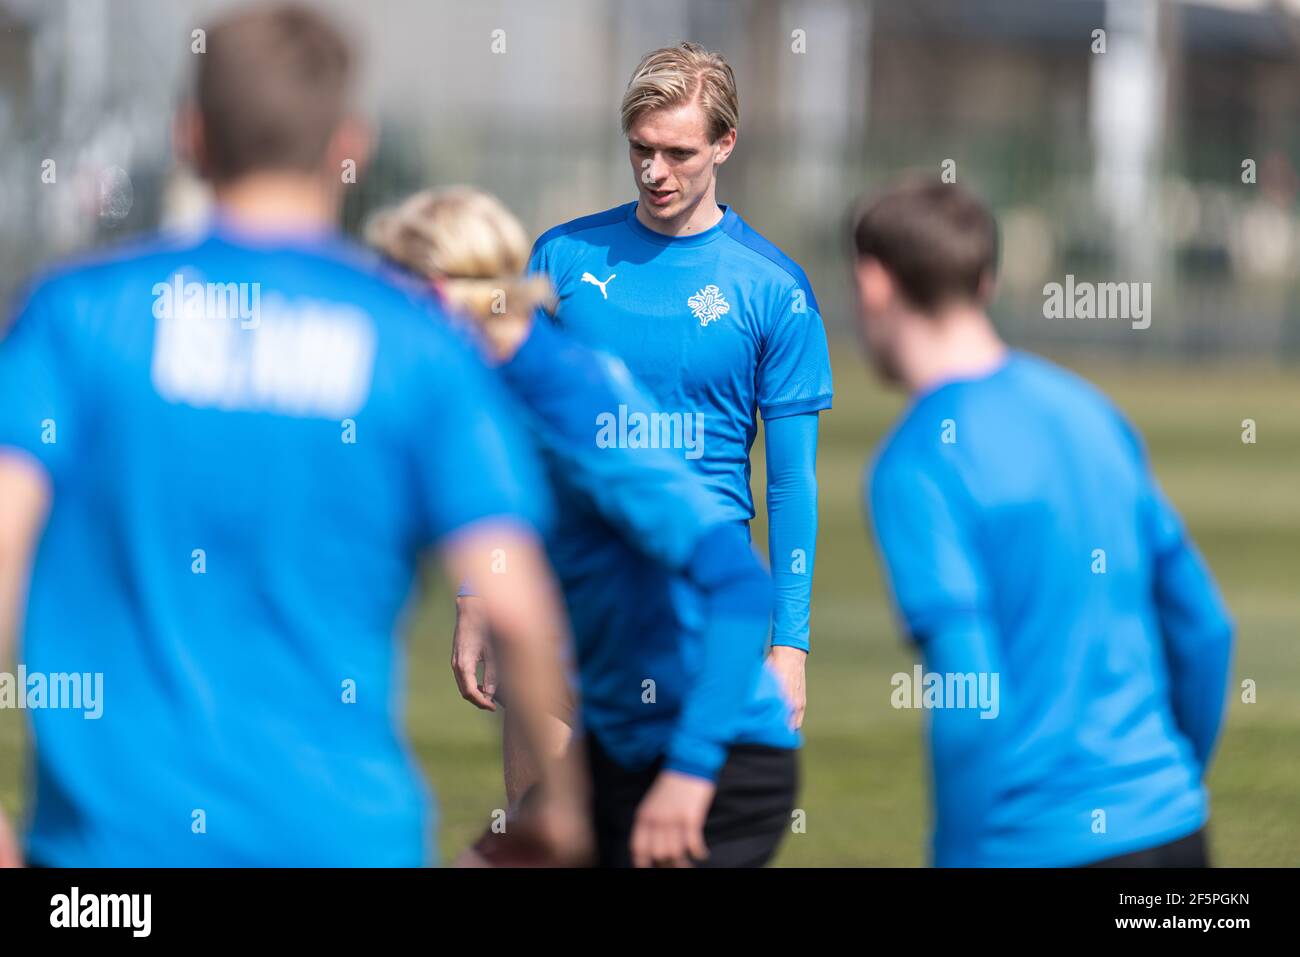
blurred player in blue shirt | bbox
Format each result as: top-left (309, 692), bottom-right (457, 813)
top-left (369, 187), bottom-right (799, 867)
top-left (454, 46), bottom-right (831, 791)
top-left (849, 180), bottom-right (1234, 867)
top-left (0, 5), bottom-right (586, 867)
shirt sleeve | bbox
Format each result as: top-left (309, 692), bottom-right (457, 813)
top-left (1146, 479), bottom-right (1234, 774)
top-left (410, 334), bottom-right (552, 548)
top-left (763, 412), bottom-right (819, 652)
top-left (1117, 412), bottom-right (1234, 774)
top-left (527, 237), bottom-right (549, 277)
top-left (756, 288), bottom-right (834, 419)
top-left (664, 523), bottom-right (775, 781)
top-left (912, 611), bottom-right (1006, 865)
top-left (500, 319), bottom-right (724, 568)
top-left (868, 454), bottom-right (988, 643)
top-left (527, 238), bottom-right (562, 328)
top-left (0, 279), bottom-right (81, 483)
top-left (501, 321), bottom-right (773, 782)
top-left (868, 453), bottom-right (1004, 863)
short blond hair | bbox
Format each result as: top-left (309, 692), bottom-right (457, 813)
top-left (365, 187), bottom-right (552, 321)
top-left (621, 41), bottom-right (738, 143)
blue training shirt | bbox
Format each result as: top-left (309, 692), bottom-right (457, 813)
top-left (866, 351), bottom-right (1233, 867)
top-left (496, 317), bottom-right (799, 777)
top-left (0, 221), bottom-right (548, 866)
top-left (529, 201), bottom-right (832, 650)
top-left (530, 202), bottom-right (832, 520)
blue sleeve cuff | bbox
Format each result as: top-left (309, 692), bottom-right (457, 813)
top-left (663, 740), bottom-right (727, 782)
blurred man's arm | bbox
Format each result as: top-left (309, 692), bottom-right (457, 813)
top-left (407, 319), bottom-right (588, 862)
top-left (1121, 415), bottom-right (1235, 775)
top-left (869, 460), bottom-right (1003, 864)
top-left (664, 524), bottom-right (775, 780)
top-left (0, 452), bottom-right (52, 867)
top-left (1146, 480), bottom-right (1235, 774)
top-left (0, 276), bottom-right (75, 869)
top-left (909, 614), bottom-right (1005, 865)
top-left (441, 522), bottom-right (591, 865)
top-left (492, 326), bottom-right (781, 865)
top-left (632, 523), bottom-right (773, 867)
top-left (0, 454), bottom-right (48, 667)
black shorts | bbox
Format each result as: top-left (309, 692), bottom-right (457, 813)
top-left (587, 735), bottom-right (799, 868)
top-left (1084, 827), bottom-right (1209, 868)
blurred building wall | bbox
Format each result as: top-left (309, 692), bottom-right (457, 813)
top-left (2, 0), bottom-right (1299, 358)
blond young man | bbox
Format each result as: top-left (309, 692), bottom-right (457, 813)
top-left (453, 43), bottom-right (833, 808)
top-left (372, 187), bottom-right (800, 867)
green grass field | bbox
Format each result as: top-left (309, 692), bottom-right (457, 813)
top-left (1, 346), bottom-right (1296, 865)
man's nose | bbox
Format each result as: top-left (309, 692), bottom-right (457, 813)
top-left (642, 154), bottom-right (669, 184)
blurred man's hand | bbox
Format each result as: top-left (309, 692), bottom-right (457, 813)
top-left (0, 808), bottom-right (22, 868)
top-left (451, 595), bottom-right (497, 710)
top-left (631, 770), bottom-right (715, 868)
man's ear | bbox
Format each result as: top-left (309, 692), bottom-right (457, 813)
top-left (976, 268), bottom-right (997, 306)
top-left (855, 257), bottom-right (894, 315)
top-left (327, 116), bottom-right (373, 184)
top-left (713, 128), bottom-right (737, 166)
top-left (173, 102), bottom-right (206, 176)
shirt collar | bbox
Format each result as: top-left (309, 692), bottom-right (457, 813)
top-left (624, 202), bottom-right (737, 248)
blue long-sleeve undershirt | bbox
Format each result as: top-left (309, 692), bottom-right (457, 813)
top-left (763, 411), bottom-right (820, 652)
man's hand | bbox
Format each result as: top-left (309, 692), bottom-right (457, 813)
top-left (768, 645), bottom-right (807, 730)
top-left (451, 595), bottom-right (497, 710)
top-left (0, 807), bottom-right (22, 868)
top-left (630, 770), bottom-right (716, 868)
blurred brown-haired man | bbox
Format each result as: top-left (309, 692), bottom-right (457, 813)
top-left (849, 178), bottom-right (1232, 867)
top-left (195, 3), bottom-right (354, 183)
top-left (0, 3), bottom-right (588, 867)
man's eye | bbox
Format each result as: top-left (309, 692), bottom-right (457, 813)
top-left (671, 151), bottom-right (693, 160)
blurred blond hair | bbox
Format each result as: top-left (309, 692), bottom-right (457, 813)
top-left (366, 186), bottom-right (553, 321)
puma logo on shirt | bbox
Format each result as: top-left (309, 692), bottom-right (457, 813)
top-left (580, 272), bottom-right (616, 299)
